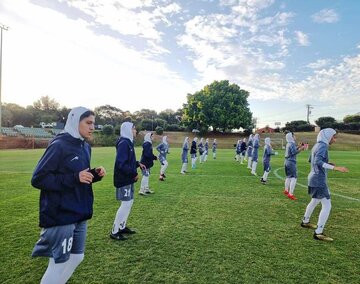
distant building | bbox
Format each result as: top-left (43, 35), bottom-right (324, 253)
top-left (257, 126), bottom-right (275, 133)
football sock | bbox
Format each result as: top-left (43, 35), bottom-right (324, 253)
top-left (284, 178), bottom-right (291, 191)
top-left (61, 254), bottom-right (84, 283)
top-left (315, 198), bottom-right (332, 234)
top-left (303, 198), bottom-right (321, 223)
top-left (289, 178), bottom-right (297, 195)
top-left (112, 200), bottom-right (134, 234)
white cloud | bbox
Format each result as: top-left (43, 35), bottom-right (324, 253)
top-left (312, 9), bottom-right (339, 24)
top-left (295, 31), bottom-right (310, 46)
top-left (306, 59), bottom-right (331, 69)
top-left (1, 0), bottom-right (191, 111)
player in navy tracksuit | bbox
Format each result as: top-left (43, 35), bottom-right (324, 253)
top-left (198, 138), bottom-right (205, 163)
top-left (246, 134), bottom-right (253, 168)
top-left (190, 137), bottom-right (198, 169)
top-left (251, 134), bottom-right (260, 175)
top-left (180, 137), bottom-right (189, 174)
top-left (235, 140), bottom-right (241, 162)
top-left (300, 128), bottom-right (348, 241)
top-left (156, 136), bottom-right (170, 181)
top-left (240, 138), bottom-right (247, 164)
top-left (260, 137), bottom-right (277, 184)
top-left (139, 132), bottom-right (157, 195)
top-left (212, 139), bottom-right (217, 159)
top-left (31, 107), bottom-right (106, 284)
top-left (284, 132), bottom-right (305, 200)
top-left (111, 122), bottom-right (145, 240)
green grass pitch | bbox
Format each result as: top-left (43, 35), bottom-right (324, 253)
top-left (0, 147), bottom-right (359, 283)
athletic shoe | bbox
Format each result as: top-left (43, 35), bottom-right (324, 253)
top-left (120, 227), bottom-right (136, 234)
top-left (287, 193), bottom-right (297, 200)
top-left (159, 176), bottom-right (165, 181)
top-left (283, 189), bottom-right (289, 195)
top-left (162, 174), bottom-right (167, 178)
top-left (260, 178), bottom-right (267, 185)
top-left (144, 188), bottom-right (154, 194)
top-left (313, 232), bottom-right (333, 242)
top-left (251, 172), bottom-right (257, 176)
top-left (110, 232), bottom-right (127, 241)
top-left (180, 171), bottom-right (185, 175)
top-left (139, 191), bottom-right (147, 196)
top-left (300, 222), bottom-right (317, 229)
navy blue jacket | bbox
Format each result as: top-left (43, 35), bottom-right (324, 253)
top-left (140, 141), bottom-right (157, 169)
top-left (31, 133), bottom-right (101, 228)
top-left (113, 137), bottom-right (140, 188)
top-left (190, 141), bottom-right (197, 154)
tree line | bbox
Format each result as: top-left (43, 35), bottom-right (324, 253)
top-left (2, 80), bottom-right (359, 134)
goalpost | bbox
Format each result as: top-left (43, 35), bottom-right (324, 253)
top-left (270, 138), bottom-right (284, 150)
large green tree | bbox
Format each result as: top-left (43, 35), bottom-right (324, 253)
top-left (182, 80), bottom-right (252, 132)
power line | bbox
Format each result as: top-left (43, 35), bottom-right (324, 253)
top-left (306, 104), bottom-right (313, 124)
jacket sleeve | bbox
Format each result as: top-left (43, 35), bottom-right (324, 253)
top-left (115, 142), bottom-right (137, 177)
top-left (313, 145), bottom-right (327, 168)
top-left (31, 143), bottom-right (79, 191)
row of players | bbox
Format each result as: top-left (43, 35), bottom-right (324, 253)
top-left (30, 107), bottom-right (349, 283)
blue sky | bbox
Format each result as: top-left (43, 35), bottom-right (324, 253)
top-left (1, 0), bottom-right (359, 127)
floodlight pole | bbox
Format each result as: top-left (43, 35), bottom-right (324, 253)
top-left (0, 23), bottom-right (9, 131)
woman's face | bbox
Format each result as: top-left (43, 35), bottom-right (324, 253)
top-left (79, 115), bottom-right (95, 140)
top-left (329, 134), bottom-right (337, 145)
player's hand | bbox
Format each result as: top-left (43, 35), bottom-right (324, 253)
top-left (139, 163), bottom-right (146, 170)
top-left (79, 168), bottom-right (94, 184)
top-left (95, 166), bottom-right (106, 177)
top-left (134, 174), bottom-right (139, 181)
top-left (334, 166), bottom-right (349, 173)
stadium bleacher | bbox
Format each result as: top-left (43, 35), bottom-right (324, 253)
top-left (1, 127), bottom-right (19, 137)
top-left (15, 127), bottom-right (54, 138)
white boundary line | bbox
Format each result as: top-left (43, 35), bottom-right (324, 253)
top-left (273, 167), bottom-right (360, 202)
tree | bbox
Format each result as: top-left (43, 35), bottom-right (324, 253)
top-left (283, 120), bottom-right (314, 132)
top-left (33, 95), bottom-right (60, 112)
top-left (102, 125), bottom-right (114, 136)
top-left (94, 105), bottom-right (125, 126)
top-left (182, 80), bottom-right (252, 132)
top-left (343, 114), bottom-right (360, 124)
top-left (315, 117), bottom-right (337, 129)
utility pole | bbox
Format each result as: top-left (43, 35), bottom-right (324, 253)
top-left (306, 104), bottom-right (313, 124)
top-left (0, 23), bottom-right (9, 131)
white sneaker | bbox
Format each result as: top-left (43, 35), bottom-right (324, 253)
top-left (144, 188), bottom-right (154, 194)
top-left (139, 188), bottom-right (147, 195)
top-left (180, 171), bottom-right (185, 175)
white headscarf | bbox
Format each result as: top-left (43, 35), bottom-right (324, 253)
top-left (183, 137), bottom-right (189, 147)
top-left (248, 134), bottom-right (253, 142)
top-left (213, 139), bottom-right (217, 143)
top-left (162, 136), bottom-right (168, 145)
top-left (206, 138), bottom-right (209, 143)
top-left (199, 138), bottom-right (204, 143)
top-left (237, 139), bottom-right (241, 145)
top-left (144, 132), bottom-right (153, 144)
top-left (253, 134), bottom-right (260, 141)
top-left (193, 137), bottom-right (198, 142)
top-left (317, 128), bottom-right (336, 145)
top-left (264, 137), bottom-right (271, 146)
top-left (286, 132), bottom-right (295, 143)
top-left (64, 106), bottom-right (91, 140)
top-left (121, 121), bottom-right (134, 141)
top-left (243, 138), bottom-right (247, 142)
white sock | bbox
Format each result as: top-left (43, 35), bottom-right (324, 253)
top-left (247, 157), bottom-right (252, 169)
top-left (240, 155), bottom-right (244, 163)
top-left (41, 258), bottom-right (68, 284)
top-left (140, 175), bottom-right (148, 189)
top-left (303, 198), bottom-right (321, 223)
top-left (284, 178), bottom-right (291, 191)
top-left (204, 154), bottom-right (208, 161)
top-left (160, 161), bottom-right (168, 175)
top-left (213, 153), bottom-right (216, 158)
top-left (112, 200), bottom-right (134, 233)
top-left (315, 198), bottom-right (332, 234)
top-left (236, 154), bottom-right (239, 161)
top-left (61, 254), bottom-right (84, 284)
top-left (251, 161), bottom-right (257, 174)
top-left (262, 171), bottom-right (269, 181)
top-left (181, 163), bottom-right (186, 173)
top-left (289, 178), bottom-right (297, 195)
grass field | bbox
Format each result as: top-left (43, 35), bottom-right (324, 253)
top-left (0, 146), bottom-right (359, 283)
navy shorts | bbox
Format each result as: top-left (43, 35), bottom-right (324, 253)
top-left (191, 153), bottom-right (197, 159)
top-left (308, 186), bottom-right (330, 199)
top-left (32, 221), bottom-right (87, 263)
top-left (285, 161), bottom-right (297, 178)
top-left (263, 161), bottom-right (271, 172)
top-left (116, 184), bottom-right (134, 201)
